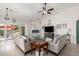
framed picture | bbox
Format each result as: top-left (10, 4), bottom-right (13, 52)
top-left (63, 23), bottom-right (67, 28)
top-left (42, 26), bottom-right (45, 29)
top-left (56, 24), bottom-right (61, 29)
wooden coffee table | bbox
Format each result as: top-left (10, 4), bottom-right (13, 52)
top-left (31, 40), bottom-right (48, 56)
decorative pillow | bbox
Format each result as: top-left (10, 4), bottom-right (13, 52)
top-left (53, 35), bottom-right (61, 43)
top-left (45, 37), bottom-right (52, 42)
top-left (55, 38), bottom-right (59, 43)
top-left (21, 36), bottom-right (27, 39)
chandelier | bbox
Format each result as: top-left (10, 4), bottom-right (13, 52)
top-left (3, 8), bottom-right (16, 23)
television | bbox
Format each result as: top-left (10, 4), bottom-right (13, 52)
top-left (32, 30), bottom-right (39, 33)
top-left (45, 26), bottom-right (54, 32)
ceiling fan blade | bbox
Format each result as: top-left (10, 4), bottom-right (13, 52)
top-left (48, 8), bottom-right (54, 11)
top-left (47, 11), bottom-right (51, 14)
top-left (42, 13), bottom-right (45, 15)
top-left (37, 11), bottom-right (43, 13)
top-left (42, 7), bottom-right (46, 10)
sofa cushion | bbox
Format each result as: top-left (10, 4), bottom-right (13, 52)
top-left (54, 38), bottom-right (59, 43)
top-left (53, 34), bottom-right (61, 43)
top-left (45, 37), bottom-right (52, 42)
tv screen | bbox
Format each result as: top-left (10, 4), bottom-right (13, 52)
top-left (32, 30), bottom-right (39, 33)
top-left (45, 26), bottom-right (54, 32)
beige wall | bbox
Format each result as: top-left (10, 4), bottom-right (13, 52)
top-left (27, 6), bottom-right (79, 44)
top-left (41, 6), bottom-right (79, 44)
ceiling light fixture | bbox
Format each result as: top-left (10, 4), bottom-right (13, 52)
top-left (4, 8), bottom-right (10, 20)
top-left (3, 8), bottom-right (16, 23)
top-left (38, 3), bottom-right (54, 15)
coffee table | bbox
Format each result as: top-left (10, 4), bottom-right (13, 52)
top-left (31, 40), bottom-right (48, 56)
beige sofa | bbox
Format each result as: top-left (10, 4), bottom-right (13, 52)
top-left (14, 35), bottom-right (31, 54)
top-left (45, 35), bottom-right (67, 55)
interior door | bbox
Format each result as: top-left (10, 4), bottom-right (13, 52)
top-left (76, 20), bottom-right (79, 43)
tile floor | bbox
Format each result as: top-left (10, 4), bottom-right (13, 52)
top-left (0, 39), bottom-right (79, 56)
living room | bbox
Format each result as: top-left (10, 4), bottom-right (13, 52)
top-left (0, 2), bottom-right (79, 56)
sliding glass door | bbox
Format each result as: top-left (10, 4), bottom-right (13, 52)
top-left (0, 24), bottom-right (26, 40)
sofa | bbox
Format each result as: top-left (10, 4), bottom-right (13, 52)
top-left (45, 34), bottom-right (67, 55)
top-left (14, 35), bottom-right (31, 53)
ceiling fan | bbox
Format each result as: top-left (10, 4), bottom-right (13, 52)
top-left (38, 3), bottom-right (54, 15)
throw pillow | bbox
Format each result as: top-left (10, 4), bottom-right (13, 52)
top-left (45, 37), bottom-right (52, 42)
top-left (53, 35), bottom-right (61, 43)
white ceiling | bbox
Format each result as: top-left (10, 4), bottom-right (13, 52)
top-left (0, 3), bottom-right (79, 21)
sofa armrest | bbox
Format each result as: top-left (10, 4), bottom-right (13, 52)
top-left (25, 41), bottom-right (31, 51)
top-left (55, 35), bottom-right (66, 43)
top-left (48, 35), bottom-right (67, 54)
top-left (57, 35), bottom-right (67, 51)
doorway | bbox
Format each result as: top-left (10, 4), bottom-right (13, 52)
top-left (21, 26), bottom-right (25, 36)
top-left (76, 20), bottom-right (79, 43)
